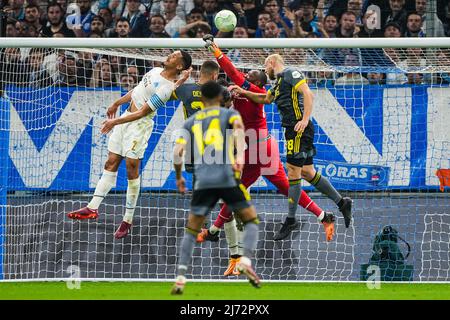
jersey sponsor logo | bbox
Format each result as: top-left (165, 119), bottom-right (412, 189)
top-left (292, 71), bottom-right (301, 79)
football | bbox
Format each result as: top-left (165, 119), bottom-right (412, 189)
top-left (214, 10), bottom-right (237, 32)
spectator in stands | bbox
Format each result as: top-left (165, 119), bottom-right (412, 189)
top-left (367, 72), bottom-right (386, 84)
top-left (437, 0), bottom-right (450, 36)
top-left (27, 24), bottom-right (39, 37)
top-left (233, 26), bottom-right (249, 38)
top-left (0, 47), bottom-right (27, 85)
top-left (55, 52), bottom-right (82, 86)
top-left (15, 20), bottom-right (31, 36)
top-left (435, 50), bottom-right (450, 84)
top-left (364, 0), bottom-right (415, 27)
top-left (203, 0), bottom-right (220, 34)
top-left (321, 14), bottom-right (338, 37)
top-left (335, 53), bottom-right (369, 85)
top-left (5, 21), bottom-right (19, 37)
top-left (235, 0), bottom-right (260, 36)
top-left (263, 21), bottom-right (282, 38)
top-left (26, 48), bottom-right (54, 87)
top-left (90, 60), bottom-right (117, 87)
top-left (336, 11), bottom-right (358, 37)
top-left (226, 27), bottom-right (250, 62)
top-left (24, 4), bottom-right (41, 32)
top-left (264, 0), bottom-right (292, 37)
top-left (416, 0), bottom-right (446, 37)
top-left (384, 21), bottom-right (402, 36)
top-left (6, 0), bottom-right (25, 21)
top-left (179, 8), bottom-right (209, 37)
top-left (406, 73), bottom-right (423, 84)
top-left (404, 11), bottom-right (425, 36)
top-left (122, 0), bottom-right (148, 37)
top-left (326, 0), bottom-right (349, 18)
top-left (289, 0), bottom-right (321, 37)
top-left (120, 73), bottom-right (137, 91)
top-left (254, 10), bottom-right (271, 37)
top-left (126, 65), bottom-right (140, 80)
top-left (76, 50), bottom-right (94, 84)
top-left (66, 0), bottom-right (96, 35)
top-left (151, 0), bottom-right (194, 19)
top-left (56, 0), bottom-right (68, 12)
top-left (194, 21), bottom-right (211, 38)
top-left (163, 0), bottom-right (186, 37)
top-left (40, 3), bottom-right (76, 37)
top-left (149, 14), bottom-right (171, 37)
top-left (97, 7), bottom-right (115, 37)
top-left (347, 0), bottom-right (364, 25)
top-left (309, 70), bottom-right (335, 86)
top-left (114, 17), bottom-right (131, 37)
top-left (385, 0), bottom-right (408, 31)
top-left (90, 15), bottom-right (106, 37)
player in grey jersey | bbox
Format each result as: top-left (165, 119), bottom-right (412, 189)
top-left (171, 81), bottom-right (261, 295)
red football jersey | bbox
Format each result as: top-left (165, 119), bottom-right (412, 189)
top-left (216, 53), bottom-right (268, 137)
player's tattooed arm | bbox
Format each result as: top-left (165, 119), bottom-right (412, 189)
top-left (107, 89), bottom-right (133, 119)
top-left (229, 85), bottom-right (274, 104)
top-left (294, 81), bottom-right (314, 133)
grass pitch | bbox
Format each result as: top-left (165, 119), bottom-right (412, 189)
top-left (1, 281), bottom-right (450, 300)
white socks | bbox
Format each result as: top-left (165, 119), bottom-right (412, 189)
top-left (123, 177), bottom-right (141, 224)
top-left (224, 219), bottom-right (244, 256)
top-left (87, 170), bottom-right (118, 210)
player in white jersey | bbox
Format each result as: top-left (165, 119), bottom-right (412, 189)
top-left (68, 50), bottom-right (192, 239)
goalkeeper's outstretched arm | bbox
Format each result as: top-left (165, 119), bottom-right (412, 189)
top-left (205, 40), bottom-right (265, 94)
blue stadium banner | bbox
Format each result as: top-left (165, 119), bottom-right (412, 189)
top-left (3, 85), bottom-right (449, 192)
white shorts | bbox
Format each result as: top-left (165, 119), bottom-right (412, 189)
top-left (107, 110), bottom-right (154, 159)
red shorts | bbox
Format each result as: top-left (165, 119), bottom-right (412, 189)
top-left (242, 135), bottom-right (289, 191)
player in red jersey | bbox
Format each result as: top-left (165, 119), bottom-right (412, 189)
top-left (199, 35), bottom-right (336, 276)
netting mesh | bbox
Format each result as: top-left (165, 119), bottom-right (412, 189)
top-left (0, 45), bottom-right (449, 281)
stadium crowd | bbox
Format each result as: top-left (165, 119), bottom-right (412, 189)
top-left (0, 0), bottom-right (450, 91)
top-left (1, 0), bottom-right (450, 39)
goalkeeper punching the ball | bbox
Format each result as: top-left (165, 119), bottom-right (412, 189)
top-left (200, 35), bottom-right (338, 276)
top-left (229, 52), bottom-right (353, 240)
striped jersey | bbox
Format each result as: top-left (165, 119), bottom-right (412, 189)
top-left (267, 67), bottom-right (308, 127)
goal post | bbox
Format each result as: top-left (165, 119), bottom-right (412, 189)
top-left (0, 38), bottom-right (449, 282)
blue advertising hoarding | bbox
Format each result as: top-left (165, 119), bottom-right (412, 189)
top-left (2, 84), bottom-right (449, 192)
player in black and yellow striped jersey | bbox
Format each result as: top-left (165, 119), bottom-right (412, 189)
top-left (171, 81), bottom-right (261, 295)
top-left (231, 54), bottom-right (352, 241)
top-left (171, 60), bottom-right (220, 120)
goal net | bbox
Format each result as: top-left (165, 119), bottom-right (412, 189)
top-left (0, 38), bottom-right (449, 282)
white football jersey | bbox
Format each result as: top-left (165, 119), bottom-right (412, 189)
top-left (131, 67), bottom-right (175, 117)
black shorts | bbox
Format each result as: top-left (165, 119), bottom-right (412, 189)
top-left (284, 125), bottom-right (316, 167)
top-left (191, 182), bottom-right (251, 216)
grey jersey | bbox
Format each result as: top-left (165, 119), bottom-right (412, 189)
top-left (178, 107), bottom-right (242, 190)
top-left (268, 66), bottom-right (308, 127)
top-left (174, 83), bottom-right (204, 119)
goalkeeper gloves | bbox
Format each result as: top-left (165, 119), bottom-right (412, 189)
top-left (203, 34), bottom-right (222, 58)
